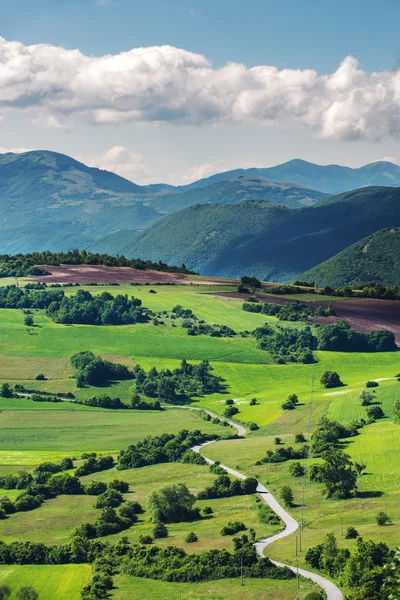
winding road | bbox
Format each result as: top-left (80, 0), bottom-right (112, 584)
top-left (190, 409), bottom-right (343, 600)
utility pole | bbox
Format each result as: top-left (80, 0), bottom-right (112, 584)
top-left (296, 556), bottom-right (300, 590)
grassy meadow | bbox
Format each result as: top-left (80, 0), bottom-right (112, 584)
top-left (0, 279), bottom-right (399, 598)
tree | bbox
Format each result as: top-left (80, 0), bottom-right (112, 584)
top-left (274, 437), bottom-right (282, 445)
top-left (345, 526), bottom-right (359, 539)
top-left (148, 483), bottom-right (198, 523)
top-left (0, 383), bottom-right (13, 398)
top-left (249, 398), bottom-right (257, 405)
top-left (354, 462), bottom-right (366, 476)
top-left (185, 531), bottom-right (198, 543)
top-left (280, 486), bottom-right (294, 508)
top-left (0, 586), bottom-right (11, 600)
top-left (24, 316), bottom-right (34, 327)
top-left (393, 399), bottom-right (400, 424)
top-left (318, 449), bottom-right (358, 499)
top-left (320, 371), bottom-right (344, 388)
top-left (153, 521), bottom-right (168, 538)
top-left (376, 511), bottom-right (391, 526)
top-left (289, 462), bottom-right (305, 477)
top-left (35, 373), bottom-right (46, 381)
top-left (295, 433), bottom-right (306, 443)
top-left (366, 406), bottom-right (384, 420)
top-left (16, 588), bottom-right (38, 600)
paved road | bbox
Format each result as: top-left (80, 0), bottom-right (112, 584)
top-left (191, 413), bottom-right (343, 600)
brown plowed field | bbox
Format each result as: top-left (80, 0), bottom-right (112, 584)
top-left (32, 264), bottom-right (230, 286)
top-left (210, 291), bottom-right (400, 343)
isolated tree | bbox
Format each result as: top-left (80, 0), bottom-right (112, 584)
top-left (273, 437), bottom-right (282, 445)
top-left (148, 483), bottom-right (197, 523)
top-left (185, 531), bottom-right (198, 543)
top-left (0, 585), bottom-right (11, 600)
top-left (376, 511), bottom-right (391, 526)
top-left (345, 526), bottom-right (359, 539)
top-left (16, 587), bottom-right (38, 600)
top-left (319, 449), bottom-right (358, 499)
top-left (153, 521), bottom-right (168, 538)
top-left (0, 383), bottom-right (13, 398)
top-left (289, 462), bottom-right (305, 477)
top-left (354, 462), bottom-right (367, 476)
top-left (280, 485), bottom-right (294, 508)
top-left (320, 371), bottom-right (344, 389)
top-left (295, 433), bottom-right (306, 443)
top-left (24, 316), bottom-right (34, 327)
top-left (366, 406), bottom-right (384, 420)
top-left (249, 397), bottom-right (257, 405)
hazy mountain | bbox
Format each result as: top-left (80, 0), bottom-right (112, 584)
top-left (300, 228), bottom-right (400, 287)
top-left (112, 187), bottom-right (400, 281)
top-left (179, 159), bottom-right (400, 194)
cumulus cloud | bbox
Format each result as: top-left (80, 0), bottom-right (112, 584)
top-left (1, 36), bottom-right (400, 140)
top-left (76, 145), bottom-right (153, 183)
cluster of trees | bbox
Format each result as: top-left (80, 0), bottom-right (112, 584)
top-left (317, 321), bottom-right (397, 352)
top-left (74, 500), bottom-right (142, 539)
top-left (171, 304), bottom-right (236, 338)
top-left (198, 468), bottom-right (258, 500)
top-left (148, 483), bottom-right (199, 523)
top-left (75, 454), bottom-right (114, 477)
top-left (243, 300), bottom-right (335, 321)
top-left (238, 276), bottom-right (262, 293)
top-left (321, 282), bottom-right (400, 301)
top-left (0, 250), bottom-right (195, 278)
top-left (310, 417), bottom-right (361, 456)
top-left (121, 537), bottom-right (294, 583)
top-left (132, 359), bottom-right (223, 402)
top-left (0, 585), bottom-right (38, 600)
top-left (254, 324), bottom-right (315, 364)
top-left (71, 392), bottom-right (162, 411)
top-left (256, 446), bottom-right (304, 466)
top-left (46, 289), bottom-right (150, 326)
top-left (70, 352), bottom-right (133, 387)
top-left (306, 533), bottom-right (393, 599)
top-left (117, 430), bottom-right (214, 470)
top-left (281, 393), bottom-right (299, 410)
top-left (0, 285), bottom-right (65, 310)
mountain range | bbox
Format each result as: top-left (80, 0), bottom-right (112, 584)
top-left (1, 150), bottom-right (400, 284)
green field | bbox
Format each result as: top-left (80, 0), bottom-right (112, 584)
top-left (0, 564), bottom-right (91, 600)
top-left (0, 280), bottom-right (399, 598)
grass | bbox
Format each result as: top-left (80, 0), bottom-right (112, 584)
top-left (0, 462), bottom-right (279, 548)
top-left (0, 564), bottom-right (91, 600)
top-left (111, 575), bottom-right (319, 599)
top-left (0, 407), bottom-right (232, 453)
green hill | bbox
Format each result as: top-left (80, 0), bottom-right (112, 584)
top-left (299, 228), bottom-right (400, 286)
top-left (111, 187), bottom-right (400, 281)
top-left (182, 159), bottom-right (400, 194)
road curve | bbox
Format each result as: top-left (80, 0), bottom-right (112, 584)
top-left (191, 410), bottom-right (343, 600)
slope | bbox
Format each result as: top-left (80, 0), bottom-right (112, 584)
top-left (116, 187), bottom-right (400, 281)
top-left (299, 228), bottom-right (400, 287)
top-left (181, 159), bottom-right (400, 194)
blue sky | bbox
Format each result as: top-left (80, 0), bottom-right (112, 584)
top-left (1, 0), bottom-right (400, 183)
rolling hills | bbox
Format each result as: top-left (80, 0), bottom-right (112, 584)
top-left (179, 159), bottom-right (400, 194)
top-left (300, 228), bottom-right (400, 287)
top-left (111, 187), bottom-right (400, 282)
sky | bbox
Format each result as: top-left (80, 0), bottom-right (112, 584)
top-left (1, 0), bottom-right (400, 184)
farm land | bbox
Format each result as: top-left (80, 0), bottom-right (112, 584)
top-left (0, 267), bottom-right (399, 599)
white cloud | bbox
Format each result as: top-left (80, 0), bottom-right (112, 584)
top-left (178, 158), bottom-right (270, 184)
top-left (375, 155), bottom-right (400, 165)
top-left (1, 36), bottom-right (400, 141)
top-left (76, 145), bottom-right (153, 183)
top-left (0, 146), bottom-right (34, 154)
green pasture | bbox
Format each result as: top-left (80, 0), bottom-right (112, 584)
top-left (0, 461), bottom-right (279, 550)
top-left (0, 564), bottom-right (91, 600)
top-left (111, 574), bottom-right (319, 600)
top-left (0, 407), bottom-right (231, 453)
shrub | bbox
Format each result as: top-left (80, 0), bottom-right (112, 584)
top-left (376, 511), bottom-right (391, 526)
top-left (84, 481), bottom-right (107, 496)
top-left (281, 393), bottom-right (299, 410)
top-left (224, 406), bottom-right (239, 418)
top-left (185, 531), bottom-right (198, 543)
top-left (225, 399), bottom-right (235, 405)
top-left (108, 479), bottom-right (129, 493)
top-left (220, 521), bottom-right (246, 536)
top-left (295, 433), bottom-right (306, 443)
top-left (258, 505), bottom-right (280, 525)
top-left (139, 535), bottom-right (153, 544)
top-left (94, 489), bottom-right (124, 509)
top-left (320, 371), bottom-right (344, 388)
top-left (248, 422), bottom-right (259, 431)
top-left (345, 526), bottom-right (359, 539)
top-left (202, 506), bottom-right (213, 515)
top-left (274, 437), bottom-right (282, 445)
top-left (366, 406), bottom-right (384, 420)
top-left (289, 462), bottom-right (305, 477)
top-left (119, 501), bottom-right (142, 520)
top-left (366, 380), bottom-right (379, 388)
top-left (153, 522), bottom-right (168, 538)
top-left (249, 398), bottom-right (257, 405)
top-left (35, 373), bottom-right (46, 381)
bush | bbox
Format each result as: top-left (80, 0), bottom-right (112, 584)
top-left (84, 481), bottom-right (107, 496)
top-left (366, 380), bottom-right (379, 388)
top-left (16, 587), bottom-right (38, 600)
top-left (281, 393), bottom-right (299, 410)
top-left (119, 501), bottom-right (142, 520)
top-left (248, 422), bottom-right (259, 431)
top-left (108, 479), bottom-right (129, 493)
top-left (153, 522), bottom-right (168, 538)
top-left (202, 506), bottom-right (213, 515)
top-left (320, 371), bottom-right (344, 388)
top-left (295, 433), bottom-right (306, 443)
top-left (345, 526), bottom-right (359, 539)
top-left (376, 511), bottom-right (391, 526)
top-left (139, 535), bottom-right (153, 545)
top-left (289, 462), bottom-right (305, 477)
top-left (94, 489), bottom-right (124, 509)
top-left (366, 406), bottom-right (385, 420)
top-left (249, 398), bottom-right (257, 405)
top-left (258, 505), bottom-right (280, 525)
top-left (185, 531), bottom-right (198, 543)
top-left (35, 373), bottom-right (46, 381)
top-left (224, 406), bottom-right (239, 418)
top-left (220, 521), bottom-right (246, 536)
